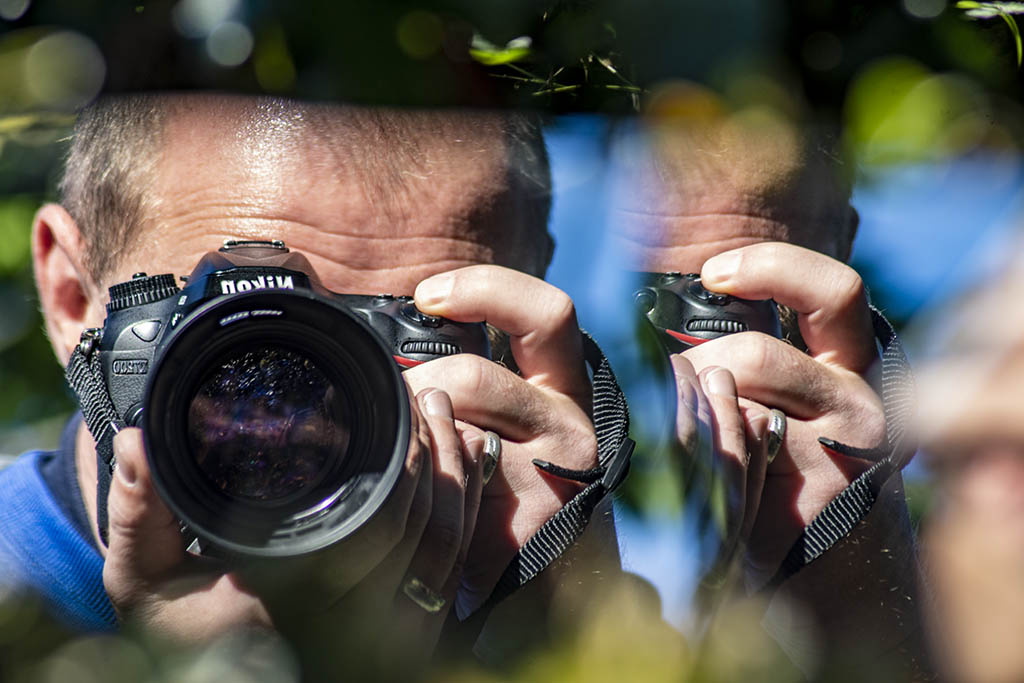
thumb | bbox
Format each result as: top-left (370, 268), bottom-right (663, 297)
top-left (103, 428), bottom-right (183, 593)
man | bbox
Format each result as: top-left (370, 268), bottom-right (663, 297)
top-left (613, 109), bottom-right (932, 678)
top-left (2, 94), bottom-right (616, 676)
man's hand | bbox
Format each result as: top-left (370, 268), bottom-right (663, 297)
top-left (680, 242), bottom-right (887, 585)
top-left (102, 387), bottom-right (485, 677)
top-left (671, 242), bottom-right (930, 677)
top-left (409, 265), bottom-right (605, 619)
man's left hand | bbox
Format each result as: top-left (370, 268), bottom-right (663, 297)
top-left (408, 265), bottom-right (608, 618)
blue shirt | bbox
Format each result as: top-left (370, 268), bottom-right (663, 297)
top-left (0, 449), bottom-right (116, 631)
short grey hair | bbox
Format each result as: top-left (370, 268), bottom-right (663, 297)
top-left (59, 95), bottom-right (554, 284)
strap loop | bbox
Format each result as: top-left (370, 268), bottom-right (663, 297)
top-left (65, 328), bottom-right (121, 547)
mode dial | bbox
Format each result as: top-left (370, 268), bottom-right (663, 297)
top-left (107, 273), bottom-right (181, 313)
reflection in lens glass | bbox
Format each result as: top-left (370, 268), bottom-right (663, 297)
top-left (188, 347), bottom-right (350, 502)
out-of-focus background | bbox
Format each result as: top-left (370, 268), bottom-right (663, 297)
top-left (3, 0), bottom-right (1024, 672)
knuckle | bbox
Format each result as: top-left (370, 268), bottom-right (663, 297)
top-left (736, 333), bottom-right (775, 378)
top-left (545, 289), bottom-right (578, 330)
top-left (101, 563), bottom-right (138, 614)
top-left (448, 354), bottom-right (489, 398)
top-left (428, 516), bottom-right (463, 559)
top-left (831, 267), bottom-right (867, 312)
top-left (857, 392), bottom-right (888, 446)
top-left (564, 418), bottom-right (598, 468)
top-left (757, 243), bottom-right (781, 272)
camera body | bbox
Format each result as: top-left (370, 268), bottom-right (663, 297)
top-left (100, 240), bottom-right (489, 426)
top-left (634, 272), bottom-right (781, 353)
top-left (89, 239), bottom-right (489, 558)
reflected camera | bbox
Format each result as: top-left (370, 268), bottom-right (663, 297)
top-left (634, 272), bottom-right (781, 353)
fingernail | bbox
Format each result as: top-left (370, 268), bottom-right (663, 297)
top-left (422, 389), bottom-right (453, 418)
top-left (701, 251), bottom-right (741, 287)
top-left (705, 367), bottom-right (736, 398)
top-left (115, 457), bottom-right (137, 488)
top-left (415, 273), bottom-right (454, 308)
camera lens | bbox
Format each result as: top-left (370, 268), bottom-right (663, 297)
top-left (144, 291), bottom-right (409, 558)
top-left (187, 347), bottom-right (351, 503)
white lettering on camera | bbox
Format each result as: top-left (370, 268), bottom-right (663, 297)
top-left (220, 275), bottom-right (294, 295)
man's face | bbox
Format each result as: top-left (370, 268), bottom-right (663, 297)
top-left (97, 98), bottom-right (542, 300)
top-left (612, 121), bottom-right (856, 273)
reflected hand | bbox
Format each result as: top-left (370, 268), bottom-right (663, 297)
top-left (670, 355), bottom-right (771, 586)
top-left (681, 242), bottom-right (887, 585)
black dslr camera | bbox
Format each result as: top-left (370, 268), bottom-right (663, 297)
top-left (83, 239), bottom-right (489, 558)
top-left (634, 272), bottom-right (781, 352)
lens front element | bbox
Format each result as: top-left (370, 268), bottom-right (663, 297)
top-left (144, 291), bottom-right (409, 558)
top-left (188, 347), bottom-right (351, 504)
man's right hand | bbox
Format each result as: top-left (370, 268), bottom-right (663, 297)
top-left (102, 387), bottom-right (485, 677)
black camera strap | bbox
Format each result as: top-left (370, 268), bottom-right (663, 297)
top-left (65, 328), bottom-right (122, 548)
top-left (450, 330), bottom-right (634, 646)
top-left (758, 306), bottom-right (916, 593)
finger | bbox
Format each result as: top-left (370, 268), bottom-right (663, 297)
top-left (405, 354), bottom-right (588, 445)
top-left (398, 389), bottom-right (468, 613)
top-left (738, 404), bottom-right (771, 544)
top-left (103, 428), bottom-right (184, 598)
top-left (414, 265), bottom-right (590, 405)
top-left (683, 332), bottom-right (846, 421)
top-left (447, 425), bottom-right (486, 593)
top-left (700, 242), bottom-right (876, 372)
top-left (670, 354), bottom-right (704, 459)
top-left (302, 396), bottom-right (433, 601)
top-left (699, 367), bottom-right (749, 559)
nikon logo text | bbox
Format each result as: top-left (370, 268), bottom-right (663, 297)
top-left (220, 275), bottom-right (294, 295)
top-left (113, 359), bottom-right (149, 375)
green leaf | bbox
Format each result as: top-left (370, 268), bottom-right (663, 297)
top-left (468, 34), bottom-right (533, 66)
top-left (957, 1), bottom-right (1024, 17)
top-left (957, 1), bottom-right (1024, 67)
top-left (998, 9), bottom-right (1023, 66)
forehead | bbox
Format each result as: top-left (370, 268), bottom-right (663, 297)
top-left (126, 98), bottom-right (538, 293)
top-left (611, 122), bottom-right (849, 272)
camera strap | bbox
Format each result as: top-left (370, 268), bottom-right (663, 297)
top-left (65, 328), bottom-right (123, 548)
top-left (758, 305), bottom-right (916, 593)
top-left (450, 330), bottom-right (634, 646)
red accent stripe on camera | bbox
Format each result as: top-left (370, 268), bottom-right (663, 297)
top-left (665, 329), bottom-right (711, 346)
top-left (394, 355), bottom-right (424, 368)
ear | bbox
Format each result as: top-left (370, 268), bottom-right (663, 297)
top-left (32, 204), bottom-right (106, 366)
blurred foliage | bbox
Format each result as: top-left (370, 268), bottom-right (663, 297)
top-left (958, 1), bottom-right (1024, 65)
top-left (0, 0), bottom-right (1019, 114)
top-left (0, 0), bottom-right (1017, 678)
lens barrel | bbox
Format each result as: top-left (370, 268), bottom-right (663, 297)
top-left (143, 290), bottom-right (409, 558)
